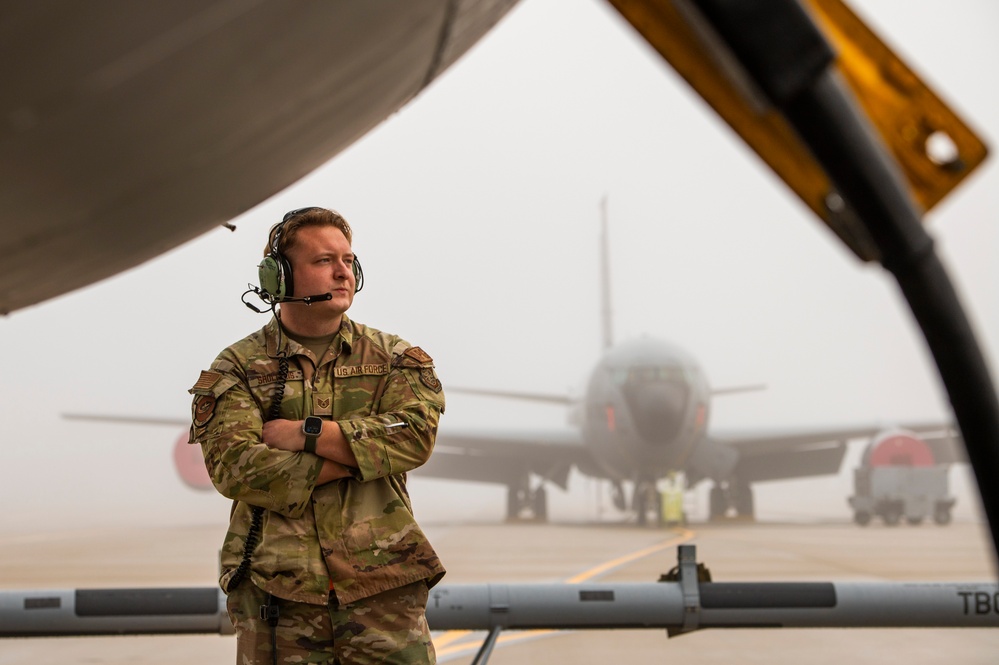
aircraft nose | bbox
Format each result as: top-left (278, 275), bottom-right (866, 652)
top-left (624, 381), bottom-right (688, 443)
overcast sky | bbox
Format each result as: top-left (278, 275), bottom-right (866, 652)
top-left (2, 0), bottom-right (996, 531)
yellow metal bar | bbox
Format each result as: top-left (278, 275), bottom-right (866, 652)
top-left (807, 0), bottom-right (987, 210)
top-left (606, 0), bottom-right (988, 261)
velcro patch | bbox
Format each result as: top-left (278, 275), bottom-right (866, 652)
top-left (420, 368), bottom-right (442, 393)
top-left (192, 370), bottom-right (222, 393)
top-left (192, 394), bottom-right (217, 427)
top-left (334, 364), bottom-right (389, 378)
top-left (211, 359), bottom-right (235, 374)
top-left (248, 369), bottom-right (304, 387)
top-left (404, 346), bottom-right (433, 364)
top-left (314, 393), bottom-right (333, 416)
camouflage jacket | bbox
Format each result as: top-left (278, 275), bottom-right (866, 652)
top-left (188, 316), bottom-right (446, 605)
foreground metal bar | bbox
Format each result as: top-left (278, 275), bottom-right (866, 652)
top-left (0, 587), bottom-right (233, 637)
top-left (426, 580), bottom-right (999, 632)
top-left (469, 626), bottom-right (503, 665)
top-left (2, 547), bottom-right (997, 638)
top-left (2, 581), bottom-right (996, 638)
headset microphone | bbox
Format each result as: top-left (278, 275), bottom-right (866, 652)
top-left (285, 292), bottom-right (332, 305)
top-left (241, 286), bottom-right (333, 313)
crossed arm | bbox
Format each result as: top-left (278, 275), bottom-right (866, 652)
top-left (261, 418), bottom-right (358, 484)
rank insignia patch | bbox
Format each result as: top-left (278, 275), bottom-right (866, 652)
top-left (313, 393), bottom-right (333, 416)
top-left (193, 394), bottom-right (217, 427)
top-left (420, 368), bottom-right (442, 393)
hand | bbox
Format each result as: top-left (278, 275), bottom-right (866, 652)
top-left (261, 419), bottom-right (305, 452)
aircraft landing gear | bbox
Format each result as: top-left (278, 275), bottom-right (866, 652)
top-left (732, 482), bottom-right (754, 518)
top-left (708, 481), bottom-right (756, 521)
top-left (506, 480), bottom-right (548, 522)
top-left (632, 481), bottom-right (663, 527)
top-left (709, 485), bottom-right (726, 520)
top-left (611, 481), bottom-right (627, 511)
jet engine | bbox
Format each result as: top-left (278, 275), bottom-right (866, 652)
top-left (848, 430), bottom-right (955, 526)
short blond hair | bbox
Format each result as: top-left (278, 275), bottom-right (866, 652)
top-left (264, 207), bottom-right (353, 258)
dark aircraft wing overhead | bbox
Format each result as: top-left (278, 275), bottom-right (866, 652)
top-left (416, 428), bottom-right (587, 490)
top-left (0, 0), bottom-right (519, 314)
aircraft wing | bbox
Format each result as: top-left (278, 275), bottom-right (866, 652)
top-left (418, 422), bottom-right (962, 490)
top-left (415, 427), bottom-right (588, 490)
top-left (0, 0), bottom-right (519, 315)
top-left (706, 422), bottom-right (962, 484)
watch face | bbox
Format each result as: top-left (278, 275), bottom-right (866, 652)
top-left (303, 417), bottom-right (322, 435)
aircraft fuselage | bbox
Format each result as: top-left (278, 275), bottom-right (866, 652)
top-left (580, 338), bottom-right (710, 484)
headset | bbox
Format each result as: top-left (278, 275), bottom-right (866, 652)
top-left (256, 207), bottom-right (364, 304)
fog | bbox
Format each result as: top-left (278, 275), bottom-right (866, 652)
top-left (1, 0), bottom-right (996, 536)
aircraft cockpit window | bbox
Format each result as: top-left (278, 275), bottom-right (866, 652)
top-left (618, 365), bottom-right (687, 384)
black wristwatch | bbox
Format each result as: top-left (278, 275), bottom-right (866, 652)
top-left (302, 416), bottom-right (323, 454)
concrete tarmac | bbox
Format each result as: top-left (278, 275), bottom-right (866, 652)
top-left (1, 517), bottom-right (996, 664)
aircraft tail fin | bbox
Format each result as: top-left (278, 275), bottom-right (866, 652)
top-left (600, 196), bottom-right (614, 351)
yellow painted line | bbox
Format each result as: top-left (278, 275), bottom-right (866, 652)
top-left (432, 630), bottom-right (472, 648)
top-left (436, 629), bottom-right (554, 659)
top-left (432, 527), bottom-right (696, 659)
top-left (564, 528), bottom-right (695, 583)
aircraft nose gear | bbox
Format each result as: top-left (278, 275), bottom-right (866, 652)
top-left (632, 480), bottom-right (663, 527)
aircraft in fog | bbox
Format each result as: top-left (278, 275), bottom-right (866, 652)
top-left (13, 0), bottom-right (999, 657)
top-left (6, 0), bottom-right (983, 526)
top-left (411, 201), bottom-right (963, 524)
top-left (65, 199), bottom-right (963, 525)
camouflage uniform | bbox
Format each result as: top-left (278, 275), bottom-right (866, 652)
top-left (189, 315), bottom-right (445, 662)
top-left (227, 579), bottom-right (434, 664)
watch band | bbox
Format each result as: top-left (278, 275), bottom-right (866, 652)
top-left (302, 416), bottom-right (322, 454)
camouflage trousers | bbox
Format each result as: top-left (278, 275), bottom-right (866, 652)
top-left (226, 580), bottom-right (436, 664)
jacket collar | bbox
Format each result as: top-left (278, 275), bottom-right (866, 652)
top-left (264, 315), bottom-right (354, 358)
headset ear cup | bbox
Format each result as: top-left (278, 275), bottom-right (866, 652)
top-left (352, 257), bottom-right (364, 293)
top-left (281, 255), bottom-right (294, 297)
top-left (258, 255), bottom-right (286, 300)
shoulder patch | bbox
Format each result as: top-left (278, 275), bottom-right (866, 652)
top-left (404, 346), bottom-right (433, 364)
top-left (420, 368), bottom-right (443, 394)
top-left (192, 394), bottom-right (217, 427)
top-left (189, 369), bottom-right (240, 397)
top-left (190, 370), bottom-right (222, 393)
